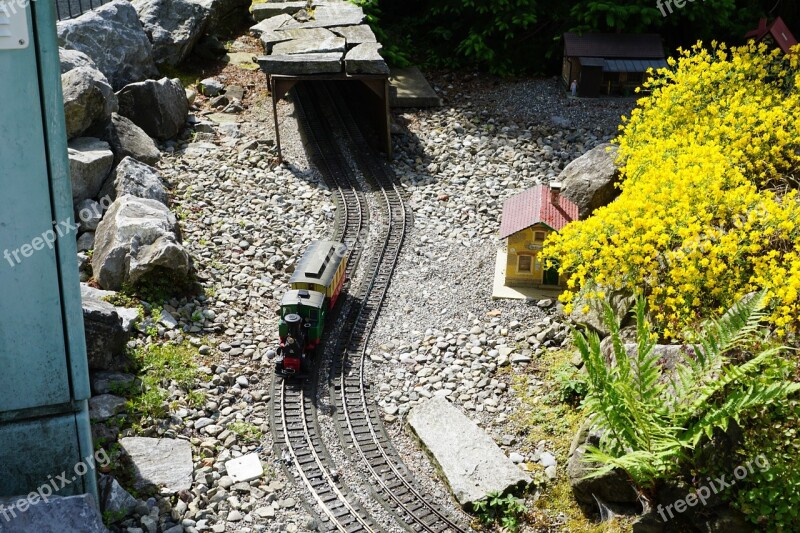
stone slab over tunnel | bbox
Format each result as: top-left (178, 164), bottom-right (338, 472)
top-left (258, 74), bottom-right (392, 162)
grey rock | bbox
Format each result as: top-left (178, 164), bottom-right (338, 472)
top-left (407, 396), bottom-right (531, 506)
top-left (257, 52), bottom-right (343, 75)
top-left (559, 143), bottom-right (621, 219)
top-left (302, 3), bottom-right (364, 28)
top-left (271, 28), bottom-right (345, 55)
top-left (330, 24), bottom-right (377, 48)
top-left (59, 47), bottom-right (97, 73)
top-left (75, 199), bottom-right (104, 231)
top-left (249, 13), bottom-right (293, 37)
top-left (89, 394), bottom-right (128, 421)
top-left (0, 494), bottom-right (107, 533)
top-left (100, 156), bottom-right (168, 205)
top-left (98, 474), bottom-right (138, 518)
top-left (140, 515), bottom-right (157, 533)
top-left (92, 195), bottom-right (190, 290)
top-left (91, 371), bottom-right (136, 395)
top-left (120, 437), bottom-right (193, 492)
top-left (249, 2), bottom-right (306, 22)
top-left (131, 0), bottom-right (211, 66)
top-left (94, 114), bottom-right (161, 166)
top-left (567, 421), bottom-right (638, 508)
top-left (199, 78), bottom-right (224, 96)
top-left (77, 231), bottom-right (96, 252)
top-left (68, 137), bottom-right (114, 203)
top-left (56, 0), bottom-right (158, 90)
top-left (345, 42), bottom-right (388, 75)
top-left (81, 282), bottom-right (133, 371)
top-left (569, 287), bottom-right (634, 337)
top-left (62, 67), bottom-right (118, 139)
top-left (117, 78), bottom-right (189, 140)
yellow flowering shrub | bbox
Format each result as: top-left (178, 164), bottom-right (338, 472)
top-left (543, 42), bottom-right (800, 338)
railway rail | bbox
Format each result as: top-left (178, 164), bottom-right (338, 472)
top-left (271, 80), bottom-right (471, 533)
top-left (270, 82), bottom-right (377, 533)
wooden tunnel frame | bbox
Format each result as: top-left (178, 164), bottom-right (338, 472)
top-left (268, 73), bottom-right (392, 162)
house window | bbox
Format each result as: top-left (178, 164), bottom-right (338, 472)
top-left (534, 231), bottom-right (546, 242)
top-left (518, 255), bottom-right (532, 272)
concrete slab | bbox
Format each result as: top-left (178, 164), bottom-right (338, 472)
top-left (272, 28), bottom-right (346, 55)
top-left (407, 396), bottom-right (531, 506)
top-left (225, 453), bottom-right (264, 483)
top-left (389, 67), bottom-right (442, 108)
top-left (302, 3), bottom-right (364, 28)
top-left (258, 52), bottom-right (343, 75)
top-left (120, 437), bottom-right (193, 493)
top-left (250, 2), bottom-right (307, 22)
top-left (345, 42), bottom-right (389, 75)
top-left (492, 250), bottom-right (563, 301)
top-left (330, 24), bottom-right (377, 48)
top-left (249, 13), bottom-right (294, 37)
top-left (0, 494), bottom-right (107, 533)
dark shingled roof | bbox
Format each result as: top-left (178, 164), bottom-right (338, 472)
top-left (563, 32), bottom-right (665, 59)
top-left (499, 185), bottom-right (578, 239)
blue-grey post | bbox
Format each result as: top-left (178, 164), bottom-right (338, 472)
top-left (0, 0), bottom-right (98, 505)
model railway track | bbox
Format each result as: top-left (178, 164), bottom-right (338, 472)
top-left (270, 83), bottom-right (377, 533)
top-left (314, 83), bottom-right (470, 533)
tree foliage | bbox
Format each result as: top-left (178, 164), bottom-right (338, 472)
top-left (360, 0), bottom-right (799, 74)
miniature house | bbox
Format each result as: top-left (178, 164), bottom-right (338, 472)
top-left (499, 183), bottom-right (578, 288)
top-left (562, 32), bottom-right (667, 97)
top-left (746, 17), bottom-right (798, 54)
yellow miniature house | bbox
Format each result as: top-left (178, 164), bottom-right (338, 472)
top-left (499, 183), bottom-right (578, 288)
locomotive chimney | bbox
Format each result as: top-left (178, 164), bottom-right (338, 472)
top-left (549, 182), bottom-right (562, 205)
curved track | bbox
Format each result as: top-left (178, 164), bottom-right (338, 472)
top-left (272, 81), bottom-right (471, 533)
top-left (271, 83), bottom-right (376, 533)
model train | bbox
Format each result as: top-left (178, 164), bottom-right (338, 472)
top-left (274, 240), bottom-right (348, 377)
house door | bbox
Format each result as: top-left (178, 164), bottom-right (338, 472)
top-left (544, 268), bottom-right (559, 286)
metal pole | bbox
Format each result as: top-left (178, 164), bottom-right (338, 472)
top-left (272, 76), bottom-right (283, 163)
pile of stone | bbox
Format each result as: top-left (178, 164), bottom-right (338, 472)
top-left (251, 2), bottom-right (388, 75)
top-left (58, 0), bottom-right (194, 291)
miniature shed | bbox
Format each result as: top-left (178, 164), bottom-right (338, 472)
top-left (499, 184), bottom-right (578, 288)
top-left (562, 33), bottom-right (667, 97)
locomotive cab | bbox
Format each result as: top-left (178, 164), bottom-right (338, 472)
top-left (275, 289), bottom-right (326, 377)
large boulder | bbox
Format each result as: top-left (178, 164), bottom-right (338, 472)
top-left (92, 195), bottom-right (190, 290)
top-left (131, 0), bottom-right (211, 66)
top-left (62, 67), bottom-right (117, 139)
top-left (568, 287), bottom-right (634, 337)
top-left (93, 113), bottom-right (161, 166)
top-left (80, 284), bottom-right (135, 371)
top-left (566, 420), bottom-right (640, 513)
top-left (57, 0), bottom-right (158, 90)
top-left (59, 47), bottom-right (97, 73)
top-left (68, 138), bottom-right (115, 204)
top-left (100, 156), bottom-right (168, 205)
top-left (559, 143), bottom-right (621, 220)
top-left (116, 78), bottom-right (189, 140)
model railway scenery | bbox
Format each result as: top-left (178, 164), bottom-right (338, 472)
top-left (2, 1), bottom-right (800, 533)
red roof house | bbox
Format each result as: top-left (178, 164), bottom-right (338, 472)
top-left (499, 184), bottom-right (578, 287)
top-left (746, 17), bottom-right (798, 54)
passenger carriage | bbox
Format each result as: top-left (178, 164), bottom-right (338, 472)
top-left (275, 240), bottom-right (348, 376)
